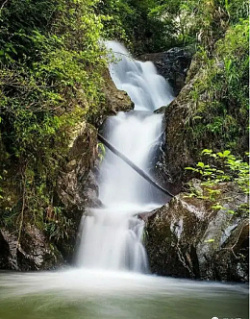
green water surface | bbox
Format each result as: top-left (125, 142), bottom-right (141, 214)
top-left (0, 269), bottom-right (248, 319)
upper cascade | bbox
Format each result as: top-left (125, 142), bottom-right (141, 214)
top-left (105, 41), bottom-right (174, 112)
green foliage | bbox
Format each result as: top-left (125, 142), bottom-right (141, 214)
top-left (177, 0), bottom-right (248, 49)
top-left (98, 0), bottom-right (248, 54)
top-left (98, 0), bottom-right (183, 53)
top-left (97, 142), bottom-right (106, 162)
top-left (45, 216), bottom-right (75, 242)
top-left (185, 149), bottom-right (249, 208)
top-left (0, 0), bottom-right (107, 236)
top-left (186, 18), bottom-right (248, 157)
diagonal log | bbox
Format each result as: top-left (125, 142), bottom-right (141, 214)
top-left (97, 133), bottom-right (174, 198)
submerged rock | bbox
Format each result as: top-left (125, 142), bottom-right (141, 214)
top-left (145, 183), bottom-right (249, 282)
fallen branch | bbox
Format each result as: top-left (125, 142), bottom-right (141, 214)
top-left (0, 0), bottom-right (9, 12)
top-left (97, 133), bottom-right (174, 198)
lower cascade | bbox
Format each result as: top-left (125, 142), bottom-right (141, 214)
top-left (76, 41), bottom-right (174, 272)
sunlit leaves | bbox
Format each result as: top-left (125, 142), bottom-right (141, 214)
top-left (185, 149), bottom-right (249, 211)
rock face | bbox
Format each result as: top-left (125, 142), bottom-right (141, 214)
top-left (57, 122), bottom-right (100, 212)
top-left (103, 71), bottom-right (132, 113)
top-left (55, 122), bottom-right (101, 262)
top-left (0, 225), bottom-right (63, 271)
top-left (141, 48), bottom-right (196, 189)
top-left (155, 62), bottom-right (222, 187)
top-left (140, 47), bottom-right (193, 95)
top-left (160, 79), bottom-right (196, 186)
top-left (157, 50), bottom-right (248, 187)
top-left (90, 70), bottom-right (133, 127)
top-left (145, 183), bottom-right (249, 282)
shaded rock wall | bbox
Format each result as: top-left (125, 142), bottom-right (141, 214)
top-left (157, 52), bottom-right (248, 187)
top-left (88, 70), bottom-right (133, 127)
top-left (159, 79), bottom-right (197, 186)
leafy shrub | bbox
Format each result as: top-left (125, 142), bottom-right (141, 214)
top-left (0, 0), bottom-right (107, 233)
top-left (186, 149), bottom-right (249, 210)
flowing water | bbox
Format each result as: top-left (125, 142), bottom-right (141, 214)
top-left (76, 40), bottom-right (174, 272)
top-left (0, 41), bottom-right (248, 319)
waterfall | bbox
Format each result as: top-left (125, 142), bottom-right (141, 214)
top-left (77, 41), bottom-right (174, 272)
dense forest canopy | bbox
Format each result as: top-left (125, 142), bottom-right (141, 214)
top-left (0, 0), bottom-right (248, 251)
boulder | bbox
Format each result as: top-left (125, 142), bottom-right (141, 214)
top-left (0, 225), bottom-right (63, 271)
top-left (145, 182), bottom-right (249, 282)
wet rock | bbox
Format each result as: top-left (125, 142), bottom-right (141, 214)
top-left (103, 70), bottom-right (133, 114)
top-left (57, 122), bottom-right (101, 213)
top-left (140, 47), bottom-right (194, 95)
top-left (156, 74), bottom-right (201, 187)
top-left (146, 51), bottom-right (199, 190)
top-left (89, 70), bottom-right (133, 127)
top-left (0, 229), bottom-right (17, 270)
top-left (145, 183), bottom-right (249, 282)
top-left (0, 225), bottom-right (63, 271)
top-left (156, 51), bottom-right (248, 187)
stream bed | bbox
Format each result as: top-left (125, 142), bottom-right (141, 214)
top-left (0, 270), bottom-right (248, 319)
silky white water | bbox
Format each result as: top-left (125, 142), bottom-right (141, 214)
top-left (77, 41), bottom-right (174, 272)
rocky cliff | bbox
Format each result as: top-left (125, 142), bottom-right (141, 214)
top-left (144, 43), bottom-right (248, 282)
